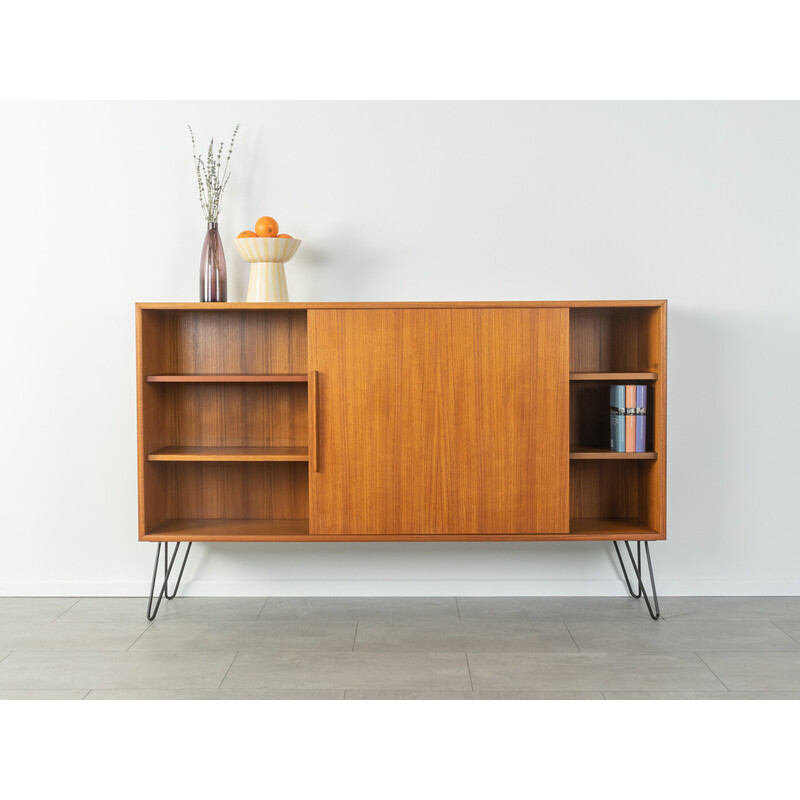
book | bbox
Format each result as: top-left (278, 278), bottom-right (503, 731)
top-left (635, 384), bottom-right (647, 453)
top-left (625, 384), bottom-right (637, 453)
top-left (610, 385), bottom-right (626, 452)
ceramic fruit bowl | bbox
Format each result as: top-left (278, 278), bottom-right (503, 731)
top-left (233, 237), bottom-right (302, 302)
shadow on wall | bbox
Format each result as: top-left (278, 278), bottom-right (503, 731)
top-left (224, 227), bottom-right (386, 304)
top-left (153, 305), bottom-right (771, 595)
top-left (294, 230), bottom-right (388, 302)
top-left (665, 306), bottom-right (742, 568)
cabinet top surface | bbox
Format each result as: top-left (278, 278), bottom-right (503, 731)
top-left (137, 300), bottom-right (667, 310)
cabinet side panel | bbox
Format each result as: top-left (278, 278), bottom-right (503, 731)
top-left (308, 308), bottom-right (569, 535)
top-left (137, 309), bottom-right (170, 536)
top-left (641, 303), bottom-right (667, 535)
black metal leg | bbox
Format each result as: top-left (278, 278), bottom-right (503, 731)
top-left (613, 540), bottom-right (661, 620)
top-left (146, 542), bottom-right (193, 621)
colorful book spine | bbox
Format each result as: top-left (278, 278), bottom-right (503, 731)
top-left (635, 384), bottom-right (647, 453)
top-left (610, 385), bottom-right (626, 452)
top-left (625, 385), bottom-right (636, 453)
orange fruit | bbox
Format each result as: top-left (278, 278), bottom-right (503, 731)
top-left (277, 233), bottom-right (293, 239)
top-left (237, 230), bottom-right (258, 238)
top-left (255, 216), bottom-right (279, 237)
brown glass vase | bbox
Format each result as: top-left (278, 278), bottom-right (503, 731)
top-left (200, 222), bottom-right (227, 302)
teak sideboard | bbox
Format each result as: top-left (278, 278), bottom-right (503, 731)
top-left (136, 301), bottom-right (667, 617)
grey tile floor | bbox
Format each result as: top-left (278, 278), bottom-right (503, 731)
top-left (1, 596), bottom-right (800, 699)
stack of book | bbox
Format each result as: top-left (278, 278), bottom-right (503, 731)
top-left (610, 385), bottom-right (647, 453)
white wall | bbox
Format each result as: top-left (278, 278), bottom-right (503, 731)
top-left (1, 101), bottom-right (798, 596)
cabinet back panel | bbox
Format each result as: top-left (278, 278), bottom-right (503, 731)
top-left (160, 462), bottom-right (309, 522)
top-left (570, 460), bottom-right (659, 524)
top-left (570, 308), bottom-right (660, 373)
top-left (158, 310), bottom-right (308, 374)
top-left (159, 383), bottom-right (308, 448)
top-left (570, 383), bottom-right (609, 450)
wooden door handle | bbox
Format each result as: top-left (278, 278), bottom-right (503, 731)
top-left (310, 370), bottom-right (320, 472)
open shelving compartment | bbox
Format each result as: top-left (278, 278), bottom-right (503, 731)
top-left (568, 304), bottom-right (666, 539)
top-left (137, 307), bottom-right (312, 541)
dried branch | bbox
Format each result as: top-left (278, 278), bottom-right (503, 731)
top-left (188, 123), bottom-right (240, 223)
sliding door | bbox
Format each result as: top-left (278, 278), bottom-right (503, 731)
top-left (308, 308), bottom-right (568, 535)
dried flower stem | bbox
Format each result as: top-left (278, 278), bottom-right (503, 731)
top-left (189, 123), bottom-right (240, 223)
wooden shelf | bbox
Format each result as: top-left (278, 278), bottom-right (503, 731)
top-left (570, 372), bottom-right (657, 381)
top-left (570, 446), bottom-right (657, 461)
top-left (145, 374), bottom-right (308, 383)
top-left (569, 517), bottom-right (658, 537)
top-left (146, 518), bottom-right (310, 541)
top-left (148, 446), bottom-right (309, 462)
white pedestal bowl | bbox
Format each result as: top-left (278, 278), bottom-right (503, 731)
top-left (233, 237), bottom-right (301, 302)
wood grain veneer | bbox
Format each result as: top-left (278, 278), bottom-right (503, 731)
top-left (308, 308), bottom-right (569, 536)
top-left (158, 461), bottom-right (309, 521)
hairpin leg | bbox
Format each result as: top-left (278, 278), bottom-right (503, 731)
top-left (146, 542), bottom-right (193, 621)
top-left (613, 540), bottom-right (661, 620)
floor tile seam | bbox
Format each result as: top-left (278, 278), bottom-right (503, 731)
top-left (352, 621), bottom-right (358, 651)
top-left (230, 648), bottom-right (493, 657)
top-left (55, 643), bottom-right (800, 655)
top-left (255, 617), bottom-right (368, 624)
top-left (256, 598), bottom-right (270, 619)
top-left (213, 647), bottom-right (589, 656)
top-left (353, 646), bottom-right (595, 654)
top-left (332, 681), bottom-right (475, 694)
top-left (518, 645), bottom-right (800, 654)
top-left (694, 648), bottom-right (800, 654)
top-left (769, 620), bottom-right (800, 645)
top-left (50, 598), bottom-right (84, 622)
top-left (455, 597), bottom-right (461, 621)
top-left (693, 652), bottom-right (732, 691)
top-left (0, 620), bottom-right (152, 628)
top-left (465, 652), bottom-right (474, 691)
top-left (131, 641), bottom-right (361, 652)
top-left (561, 621), bottom-right (581, 653)
top-left (126, 622), bottom-right (155, 651)
top-left (342, 691), bottom-right (608, 700)
top-left (0, 648), bottom-right (242, 657)
top-left (464, 650), bottom-right (724, 660)
top-left (2, 646), bottom-right (215, 654)
top-left (603, 691), bottom-right (800, 698)
top-left (218, 651), bottom-right (240, 690)
top-left (1, 683), bottom-right (245, 692)
top-left (81, 690), bottom-right (92, 700)
top-left (0, 652), bottom-right (11, 664)
top-left (465, 681), bottom-right (716, 694)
